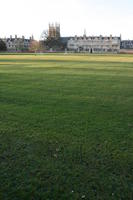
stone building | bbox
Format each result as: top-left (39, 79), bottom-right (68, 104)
top-left (3, 35), bottom-right (34, 52)
top-left (67, 35), bottom-right (121, 53)
top-left (121, 40), bottom-right (133, 49)
top-left (48, 23), bottom-right (60, 38)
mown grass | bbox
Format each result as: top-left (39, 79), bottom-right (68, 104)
top-left (0, 54), bottom-right (133, 200)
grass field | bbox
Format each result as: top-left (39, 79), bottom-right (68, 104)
top-left (0, 54), bottom-right (133, 200)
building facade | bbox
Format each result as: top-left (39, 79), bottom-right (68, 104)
top-left (48, 23), bottom-right (60, 38)
top-left (121, 40), bottom-right (133, 49)
top-left (67, 35), bottom-right (121, 53)
top-left (3, 35), bottom-right (34, 52)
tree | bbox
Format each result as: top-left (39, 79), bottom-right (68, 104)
top-left (40, 30), bottom-right (49, 41)
top-left (41, 29), bottom-right (66, 51)
top-left (0, 39), bottom-right (7, 52)
top-left (44, 37), bottom-right (65, 51)
top-left (29, 40), bottom-right (42, 53)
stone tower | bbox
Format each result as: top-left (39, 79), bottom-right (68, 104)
top-left (48, 23), bottom-right (60, 38)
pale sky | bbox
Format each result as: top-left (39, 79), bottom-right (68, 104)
top-left (0, 0), bottom-right (133, 40)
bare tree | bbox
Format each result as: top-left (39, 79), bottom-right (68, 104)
top-left (29, 40), bottom-right (41, 53)
top-left (40, 30), bottom-right (49, 41)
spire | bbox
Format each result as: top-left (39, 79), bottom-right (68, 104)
top-left (120, 34), bottom-right (122, 40)
top-left (83, 29), bottom-right (86, 37)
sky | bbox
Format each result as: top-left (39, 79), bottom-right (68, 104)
top-left (0, 0), bottom-right (133, 40)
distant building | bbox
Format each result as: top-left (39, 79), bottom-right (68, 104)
top-left (121, 40), bottom-right (133, 49)
top-left (3, 35), bottom-right (34, 52)
top-left (67, 35), bottom-right (121, 53)
top-left (48, 23), bottom-right (60, 38)
top-left (59, 37), bottom-right (73, 49)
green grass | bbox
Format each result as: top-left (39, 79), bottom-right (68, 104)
top-left (0, 54), bottom-right (133, 200)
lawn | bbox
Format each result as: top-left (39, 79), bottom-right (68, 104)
top-left (0, 54), bottom-right (133, 200)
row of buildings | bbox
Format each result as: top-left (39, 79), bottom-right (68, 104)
top-left (46, 24), bottom-right (133, 53)
top-left (1, 23), bottom-right (133, 53)
top-left (67, 35), bottom-right (121, 53)
top-left (48, 24), bottom-right (133, 53)
top-left (1, 35), bottom-right (34, 52)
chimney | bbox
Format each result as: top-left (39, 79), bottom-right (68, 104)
top-left (31, 35), bottom-right (34, 40)
top-left (15, 35), bottom-right (17, 39)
